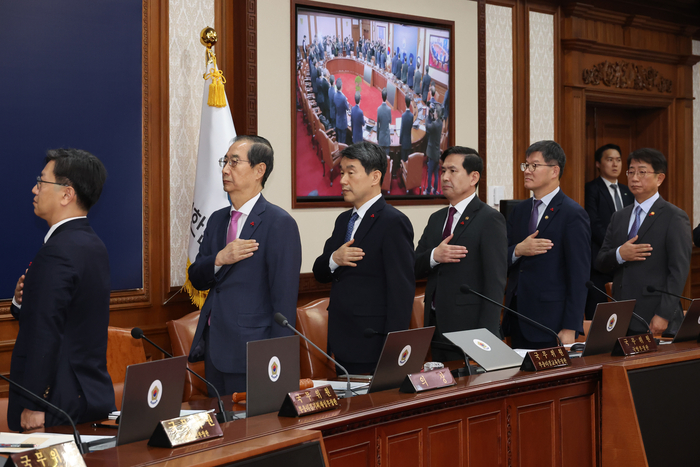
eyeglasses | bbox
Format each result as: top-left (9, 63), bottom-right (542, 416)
top-left (625, 170), bottom-right (658, 178)
top-left (218, 157), bottom-right (251, 169)
top-left (520, 162), bottom-right (557, 172)
top-left (36, 176), bottom-right (69, 189)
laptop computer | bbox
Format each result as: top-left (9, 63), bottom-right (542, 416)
top-left (672, 299), bottom-right (700, 343)
top-left (246, 335), bottom-right (300, 418)
top-left (443, 329), bottom-right (523, 372)
top-left (580, 300), bottom-right (636, 357)
top-left (367, 327), bottom-right (435, 393)
top-left (116, 356), bottom-right (188, 446)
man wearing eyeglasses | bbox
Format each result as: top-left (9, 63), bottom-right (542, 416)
top-left (596, 148), bottom-right (691, 336)
top-left (187, 135), bottom-right (302, 395)
top-left (503, 141), bottom-right (591, 349)
top-left (8, 148), bottom-right (115, 431)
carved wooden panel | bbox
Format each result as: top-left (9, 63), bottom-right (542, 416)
top-left (385, 429), bottom-right (423, 467)
top-left (582, 61), bottom-right (672, 93)
top-left (428, 420), bottom-right (463, 466)
top-left (560, 395), bottom-right (596, 467)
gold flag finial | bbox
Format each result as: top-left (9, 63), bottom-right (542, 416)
top-left (200, 27), bottom-right (226, 107)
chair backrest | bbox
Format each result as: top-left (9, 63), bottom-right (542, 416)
top-left (404, 152), bottom-right (425, 190)
top-left (410, 294), bottom-right (425, 329)
top-left (167, 311), bottom-right (208, 401)
top-left (107, 326), bottom-right (147, 410)
top-left (382, 155), bottom-right (392, 192)
top-left (605, 282), bottom-right (613, 302)
top-left (296, 298), bottom-right (336, 380)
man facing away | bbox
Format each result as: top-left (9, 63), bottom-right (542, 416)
top-left (596, 148), bottom-right (692, 336)
top-left (583, 143), bottom-right (633, 319)
top-left (188, 136), bottom-right (301, 395)
top-left (9, 148), bottom-right (115, 431)
top-left (313, 142), bottom-right (415, 374)
top-left (415, 147), bottom-right (507, 361)
top-left (503, 141), bottom-right (591, 349)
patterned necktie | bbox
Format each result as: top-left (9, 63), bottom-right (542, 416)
top-left (628, 205), bottom-right (642, 240)
top-left (344, 212), bottom-right (359, 243)
top-left (442, 207), bottom-right (457, 240)
top-left (610, 183), bottom-right (623, 211)
top-left (227, 211), bottom-right (243, 244)
top-left (528, 199), bottom-right (543, 235)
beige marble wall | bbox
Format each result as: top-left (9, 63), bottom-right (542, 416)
top-left (529, 11), bottom-right (554, 144)
top-left (485, 4), bottom-right (514, 205)
top-left (693, 40), bottom-right (700, 226)
top-left (169, 0), bottom-right (215, 286)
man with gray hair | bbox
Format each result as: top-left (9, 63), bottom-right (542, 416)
top-left (313, 142), bottom-right (415, 373)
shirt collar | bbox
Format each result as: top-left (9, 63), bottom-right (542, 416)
top-left (45, 216), bottom-right (86, 243)
top-left (230, 192), bottom-right (261, 217)
top-left (600, 177), bottom-right (618, 188)
top-left (535, 186), bottom-right (560, 207)
top-left (451, 192), bottom-right (477, 216)
top-left (353, 193), bottom-right (382, 220)
top-left (634, 192), bottom-right (659, 214)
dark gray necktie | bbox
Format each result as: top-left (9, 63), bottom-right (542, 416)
top-left (610, 184), bottom-right (623, 211)
top-left (528, 199), bottom-right (543, 235)
top-left (628, 206), bottom-right (642, 240)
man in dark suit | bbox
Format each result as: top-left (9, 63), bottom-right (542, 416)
top-left (415, 147), bottom-right (508, 361)
top-left (413, 65), bottom-right (422, 97)
top-left (188, 136), bottom-right (301, 395)
top-left (9, 148), bottom-right (114, 431)
top-left (334, 79), bottom-right (349, 145)
top-left (351, 92), bottom-right (364, 144)
top-left (328, 74), bottom-right (336, 128)
top-left (376, 88), bottom-right (392, 157)
top-left (424, 104), bottom-right (443, 195)
top-left (313, 142), bottom-right (415, 374)
top-left (421, 66), bottom-right (432, 104)
top-left (695, 223), bottom-right (700, 247)
top-left (407, 56), bottom-right (415, 90)
top-left (399, 95), bottom-right (413, 165)
top-left (583, 144), bottom-right (633, 319)
top-left (316, 69), bottom-right (329, 122)
top-left (596, 148), bottom-right (692, 336)
top-left (504, 141), bottom-right (591, 349)
top-left (401, 55), bottom-right (408, 84)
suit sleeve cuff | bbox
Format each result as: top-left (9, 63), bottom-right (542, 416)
top-left (11, 297), bottom-right (21, 309)
top-left (615, 247), bottom-right (625, 264)
top-left (329, 254), bottom-right (339, 272)
top-left (429, 249), bottom-right (439, 268)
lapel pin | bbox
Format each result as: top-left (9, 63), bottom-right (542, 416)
top-left (371, 214), bottom-right (375, 218)
top-left (544, 216), bottom-right (549, 220)
top-left (649, 212), bottom-right (655, 216)
top-left (464, 216), bottom-right (469, 220)
top-left (250, 221), bottom-right (255, 226)
top-left (550, 207), bottom-right (554, 211)
top-left (460, 221), bottom-right (465, 225)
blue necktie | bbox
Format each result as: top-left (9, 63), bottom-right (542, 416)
top-left (628, 206), bottom-right (642, 240)
top-left (344, 212), bottom-right (359, 243)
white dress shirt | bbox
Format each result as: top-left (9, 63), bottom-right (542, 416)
top-left (329, 193), bottom-right (382, 272)
top-left (615, 192), bottom-right (659, 264)
top-left (429, 192), bottom-right (476, 268)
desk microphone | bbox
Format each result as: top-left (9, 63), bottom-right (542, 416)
top-left (130, 327), bottom-right (231, 423)
top-left (646, 285), bottom-right (693, 302)
top-left (460, 284), bottom-right (562, 347)
top-left (363, 328), bottom-right (387, 338)
top-left (585, 281), bottom-right (652, 334)
top-left (0, 374), bottom-right (85, 455)
top-left (273, 313), bottom-right (352, 398)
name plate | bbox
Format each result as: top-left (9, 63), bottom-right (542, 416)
top-left (520, 346), bottom-right (571, 372)
top-left (9, 441), bottom-right (85, 467)
top-left (399, 368), bottom-right (455, 393)
top-left (148, 411), bottom-right (223, 448)
top-left (612, 333), bottom-right (658, 356)
top-left (278, 384), bottom-right (340, 417)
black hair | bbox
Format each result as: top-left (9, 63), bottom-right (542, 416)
top-left (627, 148), bottom-right (667, 174)
top-left (229, 135), bottom-right (275, 187)
top-left (525, 140), bottom-right (566, 179)
top-left (594, 143), bottom-right (622, 163)
top-left (340, 141), bottom-right (387, 185)
top-left (45, 148), bottom-right (107, 211)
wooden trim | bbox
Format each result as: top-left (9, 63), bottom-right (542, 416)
top-left (512, 0), bottom-right (529, 199)
top-left (562, 39), bottom-right (700, 66)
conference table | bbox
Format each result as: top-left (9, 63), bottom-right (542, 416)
top-left (323, 57), bottom-right (428, 158)
top-left (66, 340), bottom-right (700, 466)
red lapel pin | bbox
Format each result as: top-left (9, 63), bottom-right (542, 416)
top-left (460, 221), bottom-right (465, 225)
top-left (250, 221), bottom-right (255, 226)
top-left (649, 212), bottom-right (655, 216)
top-left (550, 207), bottom-right (554, 211)
top-left (370, 214), bottom-right (375, 218)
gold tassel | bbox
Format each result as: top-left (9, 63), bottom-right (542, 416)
top-left (184, 258), bottom-right (209, 309)
top-left (203, 51), bottom-right (227, 108)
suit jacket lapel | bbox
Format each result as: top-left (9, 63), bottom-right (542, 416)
top-left (452, 197), bottom-right (481, 241)
top-left (353, 197), bottom-right (385, 244)
top-left (597, 177), bottom-right (616, 213)
top-left (218, 195), bottom-right (266, 279)
top-left (636, 197), bottom-right (664, 242)
top-left (535, 191), bottom-right (563, 236)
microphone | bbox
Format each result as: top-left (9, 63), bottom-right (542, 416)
top-left (274, 313), bottom-right (352, 398)
top-left (0, 374), bottom-right (85, 455)
top-left (460, 284), bottom-right (562, 347)
top-left (363, 328), bottom-right (387, 338)
top-left (646, 285), bottom-right (692, 302)
top-left (585, 281), bottom-right (653, 335)
top-left (131, 327), bottom-right (231, 423)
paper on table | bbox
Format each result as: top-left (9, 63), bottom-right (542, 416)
top-left (0, 432), bottom-right (74, 453)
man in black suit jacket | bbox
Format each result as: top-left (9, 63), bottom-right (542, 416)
top-left (694, 223), bottom-right (700, 247)
top-left (313, 142), bottom-right (415, 374)
top-left (415, 147), bottom-right (507, 361)
top-left (584, 144), bottom-right (633, 319)
top-left (399, 95), bottom-right (414, 164)
top-left (9, 148), bottom-right (114, 431)
top-left (421, 66), bottom-right (432, 104)
top-left (596, 148), bottom-right (692, 336)
top-left (504, 141), bottom-right (591, 349)
top-left (188, 136), bottom-right (301, 395)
